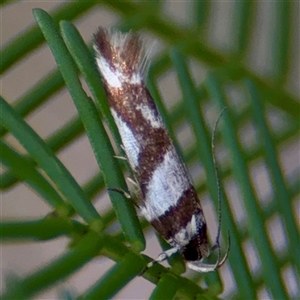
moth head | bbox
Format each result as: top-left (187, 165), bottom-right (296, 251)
top-left (185, 231), bottom-right (231, 273)
top-left (181, 235), bottom-right (210, 261)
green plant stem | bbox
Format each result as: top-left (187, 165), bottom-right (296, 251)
top-left (1, 218), bottom-right (86, 241)
top-left (2, 232), bottom-right (103, 300)
top-left (80, 252), bottom-right (145, 299)
top-left (149, 273), bottom-right (179, 300)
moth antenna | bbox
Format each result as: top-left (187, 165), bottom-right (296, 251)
top-left (211, 107), bottom-right (227, 248)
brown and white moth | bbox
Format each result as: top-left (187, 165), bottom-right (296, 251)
top-left (93, 28), bottom-right (229, 272)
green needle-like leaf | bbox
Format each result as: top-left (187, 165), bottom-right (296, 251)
top-left (32, 9), bottom-right (144, 251)
top-left (0, 96), bottom-right (102, 228)
top-left (207, 75), bottom-right (289, 300)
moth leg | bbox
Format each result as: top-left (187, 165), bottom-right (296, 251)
top-left (147, 247), bottom-right (179, 268)
top-left (107, 187), bottom-right (131, 199)
top-left (114, 144), bottom-right (128, 161)
top-left (140, 247), bottom-right (179, 275)
top-left (107, 187), bottom-right (140, 208)
top-left (114, 155), bottom-right (127, 161)
top-left (127, 176), bottom-right (139, 188)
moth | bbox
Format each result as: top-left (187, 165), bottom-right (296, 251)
top-left (93, 28), bottom-right (229, 272)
